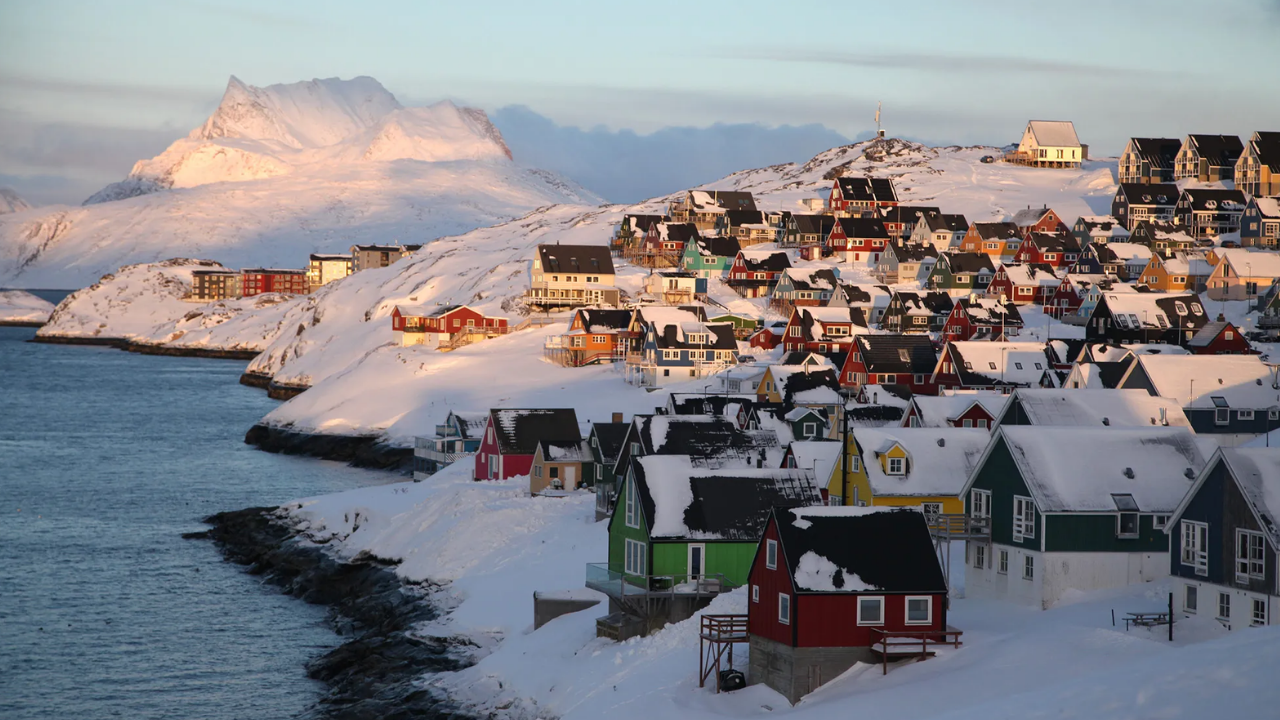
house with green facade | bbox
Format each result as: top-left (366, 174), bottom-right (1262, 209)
top-left (961, 426), bottom-right (1207, 609)
top-left (926, 251), bottom-right (995, 297)
top-left (681, 235), bottom-right (741, 278)
top-left (588, 454), bottom-right (820, 637)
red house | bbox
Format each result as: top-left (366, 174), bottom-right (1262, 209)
top-left (1044, 274), bottom-right (1113, 319)
top-left (985, 263), bottom-right (1060, 305)
top-left (642, 221), bottom-right (699, 255)
top-left (826, 217), bottom-right (890, 265)
top-left (827, 176), bottom-right (898, 215)
top-left (391, 304), bottom-right (509, 348)
top-left (1010, 206), bottom-right (1070, 238)
top-left (1185, 318), bottom-right (1255, 355)
top-left (474, 408), bottom-right (581, 480)
top-left (838, 334), bottom-right (938, 394)
top-left (941, 296), bottom-right (1024, 342)
top-left (727, 250), bottom-right (791, 298)
top-left (241, 268), bottom-right (309, 296)
top-left (749, 322), bottom-right (786, 350)
top-left (747, 506), bottom-right (950, 704)
top-left (781, 306), bottom-right (867, 354)
top-left (1011, 232), bottom-right (1081, 269)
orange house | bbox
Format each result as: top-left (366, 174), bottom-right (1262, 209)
top-left (1134, 252), bottom-right (1213, 293)
top-left (549, 307), bottom-right (633, 367)
top-left (958, 222), bottom-right (1022, 262)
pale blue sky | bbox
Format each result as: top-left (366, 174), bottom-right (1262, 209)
top-left (2, 0), bottom-right (1279, 203)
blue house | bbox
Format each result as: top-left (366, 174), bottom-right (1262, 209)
top-left (1167, 447), bottom-right (1280, 630)
top-left (681, 235), bottom-right (742, 278)
top-left (625, 318), bottom-right (738, 388)
top-left (413, 410), bottom-right (488, 480)
top-left (1240, 197), bottom-right (1280, 250)
top-left (1116, 354), bottom-right (1280, 443)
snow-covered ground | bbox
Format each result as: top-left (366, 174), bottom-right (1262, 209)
top-left (0, 289), bottom-right (55, 324)
top-left (285, 462), bottom-right (1279, 720)
top-left (0, 76), bottom-right (598, 289)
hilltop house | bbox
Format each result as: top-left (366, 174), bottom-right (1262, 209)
top-left (1174, 134), bottom-right (1244, 182)
top-left (1167, 447), bottom-right (1280, 631)
top-left (1118, 137), bottom-right (1181, 184)
top-left (777, 213), bottom-right (837, 251)
top-left (727, 250), bottom-right (792, 298)
top-left (1071, 215), bottom-right (1130, 248)
top-left (932, 341), bottom-right (1057, 392)
top-left (391, 304), bottom-right (509, 349)
top-left (526, 244), bottom-right (620, 309)
top-left (612, 214), bottom-right (666, 252)
top-left (1116, 354), bottom-right (1280, 444)
top-left (875, 243), bottom-right (938, 284)
top-left (827, 177), bottom-right (899, 216)
top-left (413, 410), bottom-right (487, 480)
top-left (1204, 247), bottom-right (1280, 301)
top-left (962, 426), bottom-right (1207, 608)
top-left (547, 308), bottom-right (633, 367)
top-left (643, 270), bottom-right (704, 304)
top-left (1084, 292), bottom-right (1209, 346)
top-left (1135, 252), bottom-right (1213, 293)
top-left (901, 391), bottom-right (1009, 429)
top-left (910, 212), bottom-right (969, 251)
top-left (941, 296), bottom-right (1023, 342)
top-left (838, 334), bottom-right (938, 394)
top-left (351, 244), bottom-right (420, 272)
top-left (637, 221), bottom-right (700, 268)
top-left (530, 439), bottom-right (595, 495)
top-left (680, 235), bottom-right (741, 278)
top-left (827, 216), bottom-right (891, 265)
top-left (241, 268), bottom-right (308, 296)
top-left (985, 264), bottom-right (1060, 306)
top-left (1112, 183), bottom-right (1179, 231)
top-left (1240, 197), bottom-right (1280, 250)
top-left (1011, 120), bottom-right (1084, 168)
top-left (716, 210), bottom-right (777, 247)
top-left (927, 252), bottom-right (996, 297)
top-left (625, 305), bottom-right (707, 353)
top-left (747, 507), bottom-right (948, 704)
top-left (880, 290), bottom-right (954, 333)
top-left (1011, 206), bottom-right (1071, 238)
top-left (1174, 188), bottom-right (1247, 240)
top-left (959, 222), bottom-right (1022, 262)
top-left (1235, 131), bottom-right (1280, 197)
top-left (474, 408), bottom-right (581, 481)
top-left (306, 253), bottom-right (352, 291)
top-left (669, 189), bottom-right (757, 230)
top-left (838, 427), bottom-right (990, 512)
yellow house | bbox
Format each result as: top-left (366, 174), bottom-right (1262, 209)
top-left (826, 427), bottom-right (989, 512)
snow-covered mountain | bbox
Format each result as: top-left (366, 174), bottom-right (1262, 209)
top-left (0, 76), bottom-right (595, 288)
top-left (0, 188), bottom-right (31, 215)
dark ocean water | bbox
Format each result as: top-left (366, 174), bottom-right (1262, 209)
top-left (0, 326), bottom-right (396, 719)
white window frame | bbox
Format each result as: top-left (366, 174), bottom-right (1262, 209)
top-left (1181, 520), bottom-right (1208, 576)
top-left (624, 538), bottom-right (647, 576)
top-left (970, 489), bottom-right (991, 519)
top-left (887, 457), bottom-right (905, 475)
top-left (624, 479), bottom-right (640, 529)
top-left (1252, 598), bottom-right (1267, 626)
top-left (922, 502), bottom-right (943, 516)
top-left (1236, 529), bottom-right (1265, 582)
top-left (752, 585), bottom-right (760, 603)
top-left (1218, 591), bottom-right (1230, 621)
top-left (905, 596), bottom-right (932, 625)
top-left (778, 593), bottom-right (791, 625)
top-left (1153, 514), bottom-right (1170, 530)
top-left (1184, 583), bottom-right (1198, 613)
top-left (766, 539), bottom-right (778, 570)
top-left (856, 595), bottom-right (885, 626)
top-left (1023, 554), bottom-right (1034, 580)
top-left (974, 544), bottom-right (986, 569)
top-left (1013, 495), bottom-right (1035, 541)
top-left (998, 549), bottom-right (1009, 574)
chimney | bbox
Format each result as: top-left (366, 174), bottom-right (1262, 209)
top-left (1159, 407), bottom-right (1168, 426)
top-left (1216, 313), bottom-right (1225, 322)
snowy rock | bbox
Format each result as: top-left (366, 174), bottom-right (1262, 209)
top-left (0, 289), bottom-right (55, 325)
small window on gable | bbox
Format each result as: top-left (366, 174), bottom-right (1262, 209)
top-left (988, 362), bottom-right (997, 370)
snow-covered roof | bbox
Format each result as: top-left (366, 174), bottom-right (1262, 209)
top-left (1255, 196), bottom-right (1280, 218)
top-left (855, 427), bottom-right (990, 498)
top-left (1132, 355), bottom-right (1279, 409)
top-left (999, 264), bottom-right (1060, 288)
top-left (776, 506), bottom-right (945, 594)
top-left (997, 426), bottom-right (1206, 513)
top-left (1216, 248), bottom-right (1280, 278)
top-left (1217, 448), bottom-right (1280, 545)
top-left (787, 440), bottom-right (842, 486)
top-left (908, 392), bottom-right (1010, 427)
top-left (1159, 253), bottom-right (1214, 276)
top-left (947, 341), bottom-right (1053, 386)
top-left (1084, 342), bottom-right (1188, 363)
top-left (1026, 120), bottom-right (1081, 148)
top-left (1009, 389), bottom-right (1191, 429)
top-left (1101, 243), bottom-right (1154, 263)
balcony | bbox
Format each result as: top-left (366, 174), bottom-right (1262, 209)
top-left (585, 563), bottom-right (734, 600)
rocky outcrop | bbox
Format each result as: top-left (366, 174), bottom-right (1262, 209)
top-left (244, 424), bottom-right (412, 471)
top-left (190, 507), bottom-right (475, 719)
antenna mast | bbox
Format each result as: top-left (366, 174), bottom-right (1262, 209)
top-left (875, 102), bottom-right (884, 138)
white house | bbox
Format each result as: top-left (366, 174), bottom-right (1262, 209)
top-left (1014, 120), bottom-right (1085, 169)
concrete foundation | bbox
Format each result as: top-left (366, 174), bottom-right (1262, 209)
top-left (533, 591), bottom-right (602, 630)
top-left (748, 635), bottom-right (875, 705)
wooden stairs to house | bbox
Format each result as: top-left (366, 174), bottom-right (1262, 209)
top-left (698, 614), bottom-right (749, 692)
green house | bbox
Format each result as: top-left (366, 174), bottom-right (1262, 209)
top-left (603, 455), bottom-right (820, 589)
top-left (681, 235), bottom-right (741, 278)
top-left (927, 251), bottom-right (994, 295)
top-left (961, 425), bottom-right (1208, 609)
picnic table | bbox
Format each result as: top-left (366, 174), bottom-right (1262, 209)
top-left (1124, 611), bottom-right (1170, 630)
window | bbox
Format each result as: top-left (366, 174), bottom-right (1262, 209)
top-left (906, 597), bottom-right (932, 625)
top-left (1252, 598), bottom-right (1267, 626)
top-left (534, 465), bottom-right (543, 478)
top-left (779, 593), bottom-right (791, 624)
top-left (971, 489), bottom-right (991, 518)
top-left (1153, 515), bottom-right (1170, 530)
top-left (766, 539), bottom-right (778, 569)
top-left (752, 585), bottom-right (759, 603)
top-left (1238, 410), bottom-right (1254, 421)
top-left (624, 480), bottom-right (640, 528)
top-left (802, 422), bottom-right (817, 438)
top-left (1185, 584), bottom-right (1198, 613)
top-left (1117, 512), bottom-right (1139, 538)
top-left (1181, 521), bottom-right (1208, 576)
top-left (977, 419), bottom-right (989, 429)
top-left (974, 544), bottom-right (986, 569)
top-left (998, 549), bottom-right (1009, 574)
top-left (922, 502), bottom-right (942, 516)
top-left (1219, 592), bottom-right (1231, 621)
top-left (849, 455), bottom-right (861, 473)
top-left (631, 442), bottom-right (641, 456)
top-left (1013, 496), bottom-right (1035, 541)
top-left (963, 419), bottom-right (973, 428)
top-left (1237, 530), bottom-right (1265, 581)
top-left (857, 596), bottom-right (884, 625)
top-left (1023, 555), bottom-right (1034, 580)
top-left (624, 538), bottom-right (646, 575)
top-left (887, 457), bottom-right (905, 475)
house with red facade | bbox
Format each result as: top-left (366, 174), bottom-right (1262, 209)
top-left (985, 263), bottom-right (1060, 305)
top-left (241, 268), bottom-right (309, 296)
top-left (827, 177), bottom-right (898, 216)
top-left (826, 217), bottom-right (891, 265)
top-left (900, 391), bottom-right (1010, 429)
top-left (1185, 318), bottom-right (1255, 355)
top-left (932, 341), bottom-right (1058, 391)
top-left (941, 296), bottom-right (1024, 342)
top-left (1044, 273), bottom-right (1115, 319)
top-left (1012, 232), bottom-right (1081, 269)
top-left (838, 334), bottom-right (938, 394)
top-left (747, 506), bottom-right (949, 704)
top-left (1010, 205), bottom-right (1070, 238)
top-left (390, 304), bottom-right (509, 348)
top-left (781, 306), bottom-right (869, 354)
top-left (474, 408), bottom-right (581, 480)
top-left (727, 250), bottom-right (792, 298)
top-left (749, 321), bottom-right (787, 351)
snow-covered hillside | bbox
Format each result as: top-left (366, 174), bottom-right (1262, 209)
top-left (283, 463), bottom-right (1280, 720)
top-left (0, 76), bottom-right (596, 288)
top-left (0, 188), bottom-right (32, 215)
top-left (0, 289), bottom-right (55, 324)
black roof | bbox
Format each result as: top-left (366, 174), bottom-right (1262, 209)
top-left (890, 290), bottom-right (954, 315)
top-left (722, 210), bottom-right (766, 226)
top-left (738, 251), bottom-right (792, 272)
top-left (589, 421), bottom-right (630, 464)
top-left (573, 308), bottom-right (633, 332)
top-left (667, 394), bottom-right (751, 417)
top-left (956, 296), bottom-right (1025, 327)
top-left (655, 222), bottom-right (701, 244)
top-left (1177, 188), bottom-right (1247, 212)
top-left (771, 507), bottom-right (947, 594)
top-left (890, 243), bottom-right (938, 262)
top-left (780, 368), bottom-right (842, 404)
top-left (709, 191), bottom-right (757, 211)
top-left (1117, 183), bottom-right (1179, 206)
top-left (490, 408), bottom-right (581, 455)
top-left (1186, 134), bottom-right (1244, 168)
top-left (881, 205), bottom-right (940, 224)
top-left (653, 322), bottom-right (737, 350)
top-left (1128, 138), bottom-right (1181, 170)
top-left (691, 235), bottom-right (742, 258)
top-left (836, 217), bottom-right (890, 239)
top-left (623, 214), bottom-right (667, 232)
top-left (537, 244), bottom-right (615, 275)
top-left (855, 334), bottom-right (938, 374)
top-left (1046, 338), bottom-right (1087, 366)
top-left (835, 283), bottom-right (890, 306)
top-left (972, 221), bottom-right (1020, 240)
top-left (1248, 132), bottom-right (1280, 173)
top-left (790, 214), bottom-right (837, 235)
top-left (941, 252), bottom-right (995, 274)
top-left (925, 213), bottom-right (969, 233)
top-left (629, 460), bottom-right (819, 541)
top-left (835, 177), bottom-right (898, 203)
top-left (785, 268), bottom-right (840, 292)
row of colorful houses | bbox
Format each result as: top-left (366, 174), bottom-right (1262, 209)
top-left (188, 243), bottom-right (421, 301)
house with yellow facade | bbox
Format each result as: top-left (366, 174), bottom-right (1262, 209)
top-left (1134, 252), bottom-right (1213, 293)
top-left (825, 427), bottom-right (989, 511)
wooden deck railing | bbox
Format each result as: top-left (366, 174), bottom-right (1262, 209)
top-left (871, 627), bottom-right (964, 675)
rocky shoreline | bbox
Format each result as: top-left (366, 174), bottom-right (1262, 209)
top-left (30, 334), bottom-right (260, 360)
top-left (245, 423), bottom-right (414, 471)
top-left (187, 507), bottom-right (476, 720)
top-left (0, 319), bottom-right (46, 327)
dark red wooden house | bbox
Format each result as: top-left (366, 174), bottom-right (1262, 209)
top-left (747, 506), bottom-right (949, 704)
top-left (1011, 232), bottom-right (1081, 269)
top-left (241, 268), bottom-right (309, 296)
top-left (1185, 318), bottom-right (1255, 355)
top-left (473, 408), bottom-right (580, 480)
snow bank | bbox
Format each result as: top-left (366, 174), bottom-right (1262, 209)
top-left (0, 289), bottom-right (55, 324)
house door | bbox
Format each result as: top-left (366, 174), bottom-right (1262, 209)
top-left (688, 544), bottom-right (706, 581)
top-left (564, 465), bottom-right (576, 490)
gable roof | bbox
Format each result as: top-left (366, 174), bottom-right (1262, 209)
top-left (490, 408), bottom-right (582, 455)
top-left (630, 455), bottom-right (818, 540)
top-left (881, 205), bottom-right (940, 225)
top-left (856, 427), bottom-right (991, 497)
top-left (688, 190), bottom-right (756, 212)
top-left (834, 177), bottom-right (898, 203)
top-left (943, 341), bottom-right (1055, 387)
top-left (779, 267), bottom-right (840, 292)
top-left (1096, 291), bottom-right (1207, 332)
top-left (789, 213), bottom-right (838, 236)
top-left (1244, 132), bottom-right (1280, 173)
top-left (1117, 183), bottom-right (1179, 206)
top-left (924, 213), bottom-right (970, 233)
top-left (956, 296), bottom-right (1024, 326)
top-left (907, 392), bottom-right (1010, 427)
top-left (689, 234), bottom-right (742, 258)
top-left (835, 216), bottom-right (891, 239)
top-left (589, 421), bottom-right (631, 464)
top-left (1215, 248), bottom-right (1280, 279)
top-left (1026, 120), bottom-right (1081, 147)
top-left (535, 438), bottom-right (593, 464)
top-left (996, 263), bottom-right (1060, 289)
top-left (736, 249), bottom-right (792, 272)
top-left (856, 334), bottom-right (938, 374)
top-left (939, 252), bottom-right (996, 274)
top-left (973, 222), bottom-right (1021, 241)
top-left (891, 290), bottom-right (955, 316)
top-left (1185, 134), bottom-right (1244, 167)
top-left (773, 506), bottom-right (946, 593)
top-left (1011, 206), bottom-right (1057, 228)
top-left (571, 308), bottom-right (633, 333)
top-left (1178, 188), bottom-right (1247, 213)
top-left (651, 321), bottom-right (737, 350)
top-left (1128, 354), bottom-right (1279, 408)
top-left (989, 426), bottom-right (1207, 513)
top-left (1005, 388), bottom-right (1190, 428)
top-left (1217, 449), bottom-right (1280, 546)
top-left (537, 244), bottom-right (615, 275)
top-left (1127, 137), bottom-right (1181, 170)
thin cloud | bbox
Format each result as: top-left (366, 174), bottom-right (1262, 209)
top-left (0, 73), bottom-right (216, 104)
top-left (732, 50), bottom-right (1178, 81)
